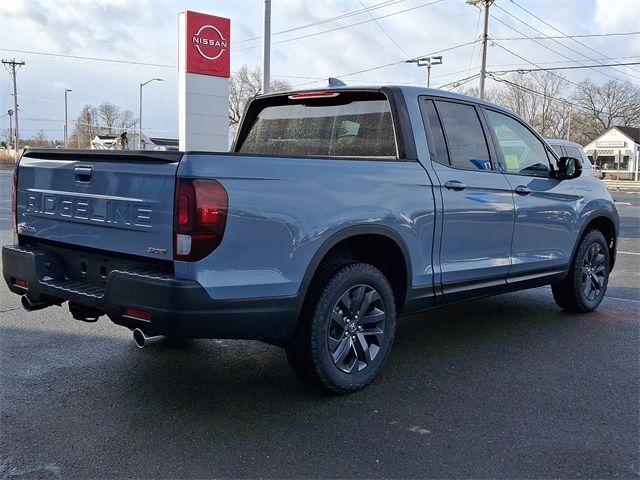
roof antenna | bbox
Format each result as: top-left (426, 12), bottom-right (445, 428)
top-left (328, 77), bottom-right (346, 87)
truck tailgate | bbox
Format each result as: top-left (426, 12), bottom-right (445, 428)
top-left (16, 150), bottom-right (182, 260)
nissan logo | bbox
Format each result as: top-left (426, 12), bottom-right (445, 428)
top-left (192, 24), bottom-right (228, 61)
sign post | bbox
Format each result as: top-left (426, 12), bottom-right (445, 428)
top-left (178, 11), bottom-right (230, 151)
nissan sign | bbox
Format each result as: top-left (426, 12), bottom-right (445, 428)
top-left (183, 11), bottom-right (230, 78)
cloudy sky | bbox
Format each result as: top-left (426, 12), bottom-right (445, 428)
top-left (1, 0), bottom-right (639, 142)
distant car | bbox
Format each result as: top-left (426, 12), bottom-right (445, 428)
top-left (593, 164), bottom-right (605, 180)
top-left (546, 138), bottom-right (604, 179)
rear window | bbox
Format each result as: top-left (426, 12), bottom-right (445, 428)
top-left (549, 144), bottom-right (564, 156)
top-left (238, 92), bottom-right (398, 159)
top-left (564, 145), bottom-right (589, 166)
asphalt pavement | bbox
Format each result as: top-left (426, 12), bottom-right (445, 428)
top-left (1, 164), bottom-right (638, 479)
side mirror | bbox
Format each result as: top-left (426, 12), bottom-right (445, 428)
top-left (557, 156), bottom-right (582, 180)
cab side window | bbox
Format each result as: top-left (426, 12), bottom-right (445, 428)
top-left (434, 100), bottom-right (492, 171)
top-left (484, 109), bottom-right (552, 177)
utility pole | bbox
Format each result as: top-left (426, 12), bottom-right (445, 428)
top-left (64, 88), bottom-right (72, 148)
top-left (466, 0), bottom-right (493, 99)
top-left (2, 59), bottom-right (25, 155)
top-left (262, 0), bottom-right (271, 94)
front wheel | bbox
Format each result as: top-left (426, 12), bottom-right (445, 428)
top-left (286, 263), bottom-right (396, 394)
top-left (552, 229), bottom-right (610, 312)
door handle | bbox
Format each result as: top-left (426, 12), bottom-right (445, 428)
top-left (514, 185), bottom-right (532, 195)
top-left (74, 165), bottom-right (93, 183)
top-left (444, 180), bottom-right (466, 191)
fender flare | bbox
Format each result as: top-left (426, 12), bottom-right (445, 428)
top-left (296, 224), bottom-right (413, 308)
top-left (570, 210), bottom-right (619, 272)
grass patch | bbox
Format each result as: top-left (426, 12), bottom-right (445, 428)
top-left (0, 151), bottom-right (17, 164)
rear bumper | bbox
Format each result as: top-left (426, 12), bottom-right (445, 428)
top-left (2, 244), bottom-right (298, 346)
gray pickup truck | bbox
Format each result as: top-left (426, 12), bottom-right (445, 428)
top-left (3, 86), bottom-right (619, 393)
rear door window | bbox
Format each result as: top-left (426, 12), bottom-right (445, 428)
top-left (422, 99), bottom-right (449, 166)
top-left (433, 100), bottom-right (492, 171)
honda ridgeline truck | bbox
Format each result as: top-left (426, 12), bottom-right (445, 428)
top-left (3, 86), bottom-right (619, 393)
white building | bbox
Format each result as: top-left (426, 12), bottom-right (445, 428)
top-left (584, 126), bottom-right (640, 180)
top-left (90, 133), bottom-right (178, 151)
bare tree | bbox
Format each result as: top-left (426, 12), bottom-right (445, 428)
top-left (532, 72), bottom-right (568, 136)
top-left (229, 65), bottom-right (292, 126)
top-left (21, 129), bottom-right (50, 147)
top-left (491, 72), bottom-right (571, 138)
top-left (73, 103), bottom-right (138, 147)
top-left (571, 78), bottom-right (640, 144)
top-left (97, 102), bottom-right (121, 134)
top-left (117, 109), bottom-right (137, 130)
top-left (74, 104), bottom-right (100, 148)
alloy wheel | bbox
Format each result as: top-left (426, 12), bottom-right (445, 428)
top-left (327, 284), bottom-right (386, 374)
top-left (581, 243), bottom-right (606, 301)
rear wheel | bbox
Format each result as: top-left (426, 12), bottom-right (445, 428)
top-left (552, 229), bottom-right (610, 312)
top-left (286, 263), bottom-right (396, 394)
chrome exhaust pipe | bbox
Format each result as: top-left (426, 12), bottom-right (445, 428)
top-left (21, 295), bottom-right (51, 312)
top-left (133, 328), bottom-right (165, 349)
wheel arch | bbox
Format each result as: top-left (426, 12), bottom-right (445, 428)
top-left (573, 212), bottom-right (618, 271)
top-left (298, 225), bottom-right (412, 315)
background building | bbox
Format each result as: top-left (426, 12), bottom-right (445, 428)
top-left (90, 133), bottom-right (178, 151)
top-left (584, 127), bottom-right (640, 180)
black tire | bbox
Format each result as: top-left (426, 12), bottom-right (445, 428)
top-left (286, 263), bottom-right (396, 394)
top-left (552, 229), bottom-right (610, 313)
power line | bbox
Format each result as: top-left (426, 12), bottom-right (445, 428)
top-left (234, 0), bottom-right (447, 53)
top-left (488, 73), bottom-right (584, 111)
top-left (0, 48), bottom-right (327, 82)
top-left (491, 62), bottom-right (640, 74)
top-left (493, 31), bottom-right (640, 40)
top-left (508, 0), bottom-right (640, 76)
top-left (235, 0), bottom-right (407, 43)
top-left (439, 73), bottom-right (480, 89)
top-left (493, 3), bottom-right (640, 82)
top-left (357, 0), bottom-right (411, 58)
top-left (467, 7), bottom-right (483, 77)
top-left (0, 48), bottom-right (174, 68)
top-left (490, 41), bottom-right (580, 86)
top-left (292, 39), bottom-right (478, 87)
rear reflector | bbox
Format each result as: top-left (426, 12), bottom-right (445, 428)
top-left (124, 307), bottom-right (151, 322)
top-left (288, 92), bottom-right (340, 99)
top-left (14, 278), bottom-right (28, 289)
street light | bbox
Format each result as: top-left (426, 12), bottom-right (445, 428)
top-left (406, 55), bottom-right (443, 88)
top-left (139, 78), bottom-right (163, 150)
top-left (64, 88), bottom-right (72, 148)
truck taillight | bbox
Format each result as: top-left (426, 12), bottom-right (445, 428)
top-left (11, 167), bottom-right (18, 233)
top-left (174, 178), bottom-right (228, 261)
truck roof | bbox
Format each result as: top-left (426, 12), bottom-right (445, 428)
top-left (257, 84), bottom-right (519, 121)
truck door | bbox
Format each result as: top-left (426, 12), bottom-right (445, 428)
top-left (481, 108), bottom-right (579, 282)
top-left (421, 98), bottom-right (515, 301)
